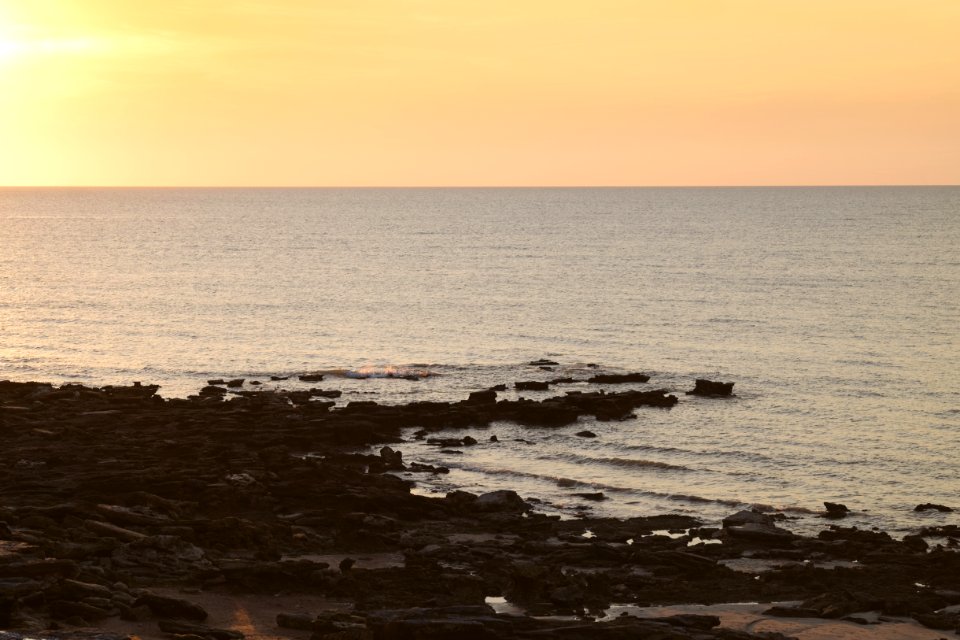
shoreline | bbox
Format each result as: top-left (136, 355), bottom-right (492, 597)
top-left (1, 380), bottom-right (958, 639)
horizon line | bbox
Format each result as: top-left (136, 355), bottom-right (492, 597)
top-left (1, 184), bottom-right (958, 189)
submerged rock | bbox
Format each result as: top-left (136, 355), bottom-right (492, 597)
top-left (515, 381), bottom-right (549, 391)
top-left (686, 379), bottom-right (735, 396)
top-left (823, 502), bottom-right (850, 518)
top-left (915, 503), bottom-right (953, 512)
top-left (587, 373), bottom-right (650, 384)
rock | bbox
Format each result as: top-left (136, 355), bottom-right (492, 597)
top-left (489, 435), bottom-right (498, 442)
top-left (339, 558), bottom-right (355, 573)
top-left (157, 620), bottom-right (244, 639)
top-left (575, 430), bottom-right (596, 438)
top-left (226, 379), bottom-right (245, 388)
top-left (462, 436), bottom-right (477, 446)
top-left (299, 373), bottom-right (324, 382)
top-left (84, 519), bottom-right (147, 541)
top-left (207, 379), bottom-right (226, 386)
top-left (573, 492), bottom-right (606, 502)
top-left (915, 503), bottom-right (953, 512)
top-left (59, 578), bottom-right (113, 601)
top-left (528, 359), bottom-right (559, 366)
top-left (50, 600), bottom-right (111, 621)
top-left (764, 605), bottom-right (823, 618)
top-left (587, 373), bottom-right (650, 384)
top-left (270, 375), bottom-right (289, 381)
top-left (0, 560), bottom-right (78, 579)
top-left (135, 592), bottom-right (208, 620)
top-left (489, 384), bottom-right (507, 391)
top-left (721, 510), bottom-right (774, 528)
top-left (823, 502), bottom-right (850, 518)
top-left (276, 612), bottom-right (315, 631)
top-left (660, 614), bottom-right (721, 630)
top-left (466, 389), bottom-right (497, 404)
top-left (515, 381), bottom-right (549, 391)
top-left (902, 534), bottom-right (928, 552)
top-left (379, 447), bottom-right (403, 470)
top-left (475, 490), bottom-right (527, 512)
top-left (199, 385), bottom-right (228, 397)
top-left (724, 522), bottom-right (796, 543)
top-left (686, 379), bottom-right (735, 396)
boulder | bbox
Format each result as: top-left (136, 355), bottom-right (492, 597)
top-left (722, 510), bottom-right (774, 528)
top-left (475, 490), bottom-right (527, 512)
top-left (686, 379), bottom-right (735, 396)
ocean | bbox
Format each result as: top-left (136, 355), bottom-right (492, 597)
top-left (1, 186), bottom-right (958, 536)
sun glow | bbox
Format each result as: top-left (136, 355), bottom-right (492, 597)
top-left (1, 1), bottom-right (959, 186)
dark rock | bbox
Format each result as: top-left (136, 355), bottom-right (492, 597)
top-left (379, 446), bottom-right (404, 469)
top-left (136, 592), bottom-right (208, 620)
top-left (764, 606), bottom-right (823, 618)
top-left (59, 578), bottom-right (113, 601)
top-left (915, 503), bottom-right (953, 512)
top-left (50, 600), bottom-right (111, 621)
top-left (462, 436), bottom-right (478, 446)
top-left (207, 379), bottom-right (226, 386)
top-left (573, 492), bottom-right (607, 502)
top-left (722, 510), bottom-right (774, 528)
top-left (199, 386), bottom-right (227, 396)
top-left (276, 612), bottom-right (315, 630)
top-left (299, 373), bottom-right (324, 382)
top-left (490, 384), bottom-right (508, 391)
top-left (269, 375), bottom-right (289, 381)
top-left (489, 435), bottom-right (498, 442)
top-left (575, 430), bottom-right (596, 438)
top-left (475, 490), bottom-right (527, 512)
top-left (823, 502), bottom-right (850, 518)
top-left (659, 614), bottom-right (721, 630)
top-left (686, 379), bottom-right (735, 396)
top-left (515, 381), bottom-right (549, 391)
top-left (339, 558), bottom-right (355, 573)
top-left (226, 379), bottom-right (245, 388)
top-left (158, 620), bottom-right (244, 639)
top-left (528, 359), bottom-right (560, 366)
top-left (902, 534), bottom-right (928, 552)
top-left (587, 373), bottom-right (650, 384)
top-left (466, 389), bottom-right (497, 404)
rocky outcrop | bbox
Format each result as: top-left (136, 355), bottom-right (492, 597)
top-left (0, 379), bottom-right (956, 639)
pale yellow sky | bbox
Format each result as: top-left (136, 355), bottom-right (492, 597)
top-left (1, 0), bottom-right (958, 186)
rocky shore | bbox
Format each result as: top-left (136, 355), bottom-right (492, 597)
top-left (1, 379), bottom-right (958, 640)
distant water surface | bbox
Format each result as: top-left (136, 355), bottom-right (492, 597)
top-left (1, 187), bottom-right (958, 535)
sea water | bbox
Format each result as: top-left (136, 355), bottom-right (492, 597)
top-left (1, 186), bottom-right (958, 535)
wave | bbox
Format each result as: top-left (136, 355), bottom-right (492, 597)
top-left (544, 453), bottom-right (692, 472)
top-left (438, 462), bottom-right (746, 508)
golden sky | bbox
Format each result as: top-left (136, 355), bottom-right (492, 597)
top-left (1, 0), bottom-right (958, 186)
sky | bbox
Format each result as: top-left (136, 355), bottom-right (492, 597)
top-left (0, 1), bottom-right (958, 186)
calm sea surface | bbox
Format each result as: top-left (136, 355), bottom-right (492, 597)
top-left (1, 187), bottom-right (958, 535)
